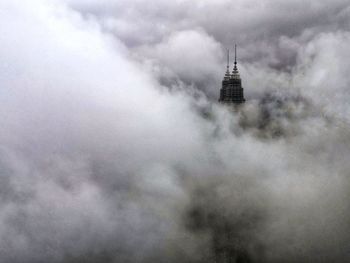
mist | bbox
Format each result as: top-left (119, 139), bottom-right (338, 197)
top-left (1, 0), bottom-right (350, 262)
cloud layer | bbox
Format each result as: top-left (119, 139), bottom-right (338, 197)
top-left (1, 0), bottom-right (350, 262)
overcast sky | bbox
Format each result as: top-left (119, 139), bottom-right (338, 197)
top-left (1, 0), bottom-right (350, 262)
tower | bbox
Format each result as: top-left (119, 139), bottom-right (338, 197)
top-left (219, 45), bottom-right (245, 104)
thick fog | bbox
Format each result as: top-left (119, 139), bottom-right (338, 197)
top-left (1, 0), bottom-right (350, 262)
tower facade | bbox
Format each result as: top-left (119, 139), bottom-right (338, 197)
top-left (219, 45), bottom-right (245, 104)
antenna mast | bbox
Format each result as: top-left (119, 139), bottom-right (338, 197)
top-left (234, 44), bottom-right (237, 65)
top-left (227, 49), bottom-right (230, 71)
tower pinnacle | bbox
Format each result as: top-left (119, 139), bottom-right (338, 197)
top-left (234, 44), bottom-right (237, 68)
top-left (227, 49), bottom-right (230, 70)
top-left (231, 44), bottom-right (240, 80)
top-left (224, 49), bottom-right (231, 80)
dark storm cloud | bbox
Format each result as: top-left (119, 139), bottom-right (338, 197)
top-left (1, 0), bottom-right (350, 262)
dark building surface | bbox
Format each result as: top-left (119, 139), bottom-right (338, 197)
top-left (219, 45), bottom-right (245, 104)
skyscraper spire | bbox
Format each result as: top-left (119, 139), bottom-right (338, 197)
top-left (231, 44), bottom-right (240, 79)
top-left (224, 49), bottom-right (231, 80)
top-left (234, 44), bottom-right (237, 68)
top-left (227, 49), bottom-right (230, 71)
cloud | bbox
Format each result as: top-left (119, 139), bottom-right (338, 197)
top-left (138, 29), bottom-right (223, 97)
top-left (0, 0), bottom-right (350, 262)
